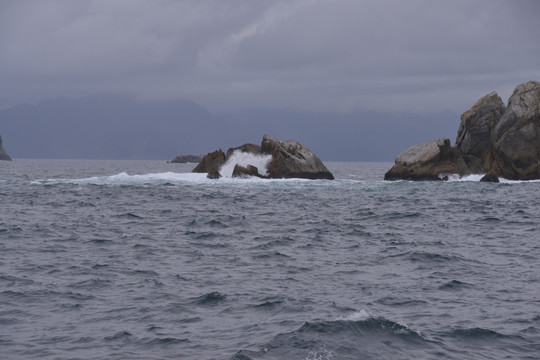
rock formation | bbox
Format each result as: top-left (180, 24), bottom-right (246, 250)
top-left (226, 144), bottom-right (261, 159)
top-left (170, 154), bottom-right (204, 163)
top-left (455, 91), bottom-right (506, 173)
top-left (193, 135), bottom-right (334, 180)
top-left (192, 149), bottom-right (226, 173)
top-left (492, 81), bottom-right (540, 180)
top-left (232, 164), bottom-right (263, 178)
top-left (384, 139), bottom-right (466, 181)
top-left (207, 169), bottom-right (222, 179)
top-left (480, 172), bottom-right (499, 183)
top-left (385, 80), bottom-right (540, 181)
top-left (0, 135), bottom-right (12, 161)
top-left (261, 135), bottom-right (335, 180)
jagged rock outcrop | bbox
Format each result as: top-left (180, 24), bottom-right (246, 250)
top-left (385, 80), bottom-right (540, 181)
top-left (192, 149), bottom-right (226, 173)
top-left (170, 154), bottom-right (204, 163)
top-left (0, 135), bottom-right (12, 161)
top-left (492, 81), bottom-right (540, 180)
top-left (456, 91), bottom-right (506, 173)
top-left (261, 135), bottom-right (334, 180)
top-left (192, 135), bottom-right (334, 180)
top-left (384, 139), bottom-right (465, 181)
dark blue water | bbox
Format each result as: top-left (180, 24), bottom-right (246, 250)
top-left (1, 159), bottom-right (540, 359)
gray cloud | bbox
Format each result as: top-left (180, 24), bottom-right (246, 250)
top-left (1, 0), bottom-right (539, 113)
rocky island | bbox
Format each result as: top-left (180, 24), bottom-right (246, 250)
top-left (385, 80), bottom-right (540, 181)
top-left (192, 134), bottom-right (334, 180)
top-left (0, 135), bottom-right (12, 161)
top-left (169, 154), bottom-right (204, 163)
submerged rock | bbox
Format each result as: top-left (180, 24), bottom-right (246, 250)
top-left (0, 135), bottom-right (12, 161)
top-left (192, 135), bottom-right (334, 180)
top-left (385, 80), bottom-right (540, 181)
top-left (479, 172), bottom-right (499, 183)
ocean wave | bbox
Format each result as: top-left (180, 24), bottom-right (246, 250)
top-left (438, 280), bottom-right (474, 291)
top-left (445, 327), bottom-right (518, 340)
top-left (389, 250), bottom-right (465, 264)
top-left (192, 291), bottom-right (227, 306)
top-left (233, 312), bottom-right (431, 360)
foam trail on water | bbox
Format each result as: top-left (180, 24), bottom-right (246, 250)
top-left (446, 173), bottom-right (540, 183)
top-left (32, 172), bottom-right (208, 185)
top-left (219, 150), bottom-right (273, 178)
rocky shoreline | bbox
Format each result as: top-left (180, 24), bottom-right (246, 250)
top-left (385, 80), bottom-right (540, 181)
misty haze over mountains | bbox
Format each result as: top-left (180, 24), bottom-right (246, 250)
top-left (0, 95), bottom-right (458, 161)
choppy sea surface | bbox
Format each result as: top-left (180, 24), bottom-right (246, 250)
top-left (1, 159), bottom-right (540, 360)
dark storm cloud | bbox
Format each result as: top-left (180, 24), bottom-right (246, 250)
top-left (0, 0), bottom-right (539, 112)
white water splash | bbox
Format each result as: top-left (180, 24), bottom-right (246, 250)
top-left (219, 150), bottom-right (273, 178)
top-left (337, 309), bottom-right (370, 321)
top-left (449, 174), bottom-right (484, 182)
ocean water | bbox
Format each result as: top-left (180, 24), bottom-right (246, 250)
top-left (1, 159), bottom-right (540, 360)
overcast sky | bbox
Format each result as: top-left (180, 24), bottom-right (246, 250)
top-left (1, 0), bottom-right (539, 114)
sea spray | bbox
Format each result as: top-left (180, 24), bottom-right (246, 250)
top-left (219, 150), bottom-right (273, 178)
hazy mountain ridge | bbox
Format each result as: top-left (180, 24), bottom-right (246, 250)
top-left (0, 95), bottom-right (458, 161)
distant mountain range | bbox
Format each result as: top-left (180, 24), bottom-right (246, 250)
top-left (0, 95), bottom-right (459, 161)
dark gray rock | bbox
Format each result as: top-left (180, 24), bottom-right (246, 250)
top-left (0, 135), bottom-right (12, 161)
top-left (384, 139), bottom-right (466, 181)
top-left (192, 149), bottom-right (226, 173)
top-left (170, 154), bottom-right (204, 163)
top-left (232, 164), bottom-right (262, 178)
top-left (456, 91), bottom-right (505, 172)
top-left (480, 172), bottom-right (499, 183)
top-left (225, 144), bottom-right (261, 159)
top-left (261, 135), bottom-right (334, 180)
top-left (206, 170), bottom-right (222, 179)
top-left (492, 81), bottom-right (540, 180)
top-left (193, 135), bottom-right (334, 180)
top-left (385, 80), bottom-right (540, 181)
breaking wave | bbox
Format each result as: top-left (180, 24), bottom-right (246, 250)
top-left (219, 150), bottom-right (273, 178)
top-left (31, 171), bottom-right (208, 186)
top-left (232, 311), bottom-right (432, 360)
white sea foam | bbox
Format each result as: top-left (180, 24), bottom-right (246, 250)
top-left (452, 174), bottom-right (484, 182)
top-left (445, 173), bottom-right (540, 183)
top-left (337, 309), bottom-right (370, 321)
top-left (219, 150), bottom-right (273, 178)
top-left (32, 171), bottom-right (208, 186)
